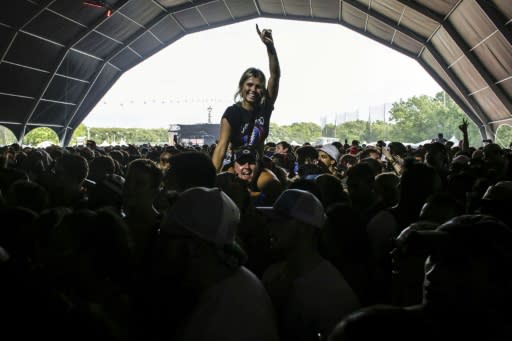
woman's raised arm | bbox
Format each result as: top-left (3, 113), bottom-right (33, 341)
top-left (257, 24), bottom-right (280, 106)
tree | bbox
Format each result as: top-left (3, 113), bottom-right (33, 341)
top-left (432, 91), bottom-right (480, 146)
top-left (389, 95), bottom-right (438, 142)
top-left (70, 124), bottom-right (88, 145)
top-left (84, 127), bottom-right (168, 145)
top-left (388, 92), bottom-right (480, 145)
top-left (287, 122), bottom-right (322, 144)
top-left (322, 123), bottom-right (336, 137)
top-left (369, 120), bottom-right (390, 142)
top-left (495, 124), bottom-right (512, 148)
top-left (0, 125), bottom-right (17, 145)
top-left (23, 127), bottom-right (59, 146)
top-left (267, 122), bottom-right (287, 142)
top-left (268, 122), bottom-right (321, 144)
top-left (336, 120), bottom-right (368, 143)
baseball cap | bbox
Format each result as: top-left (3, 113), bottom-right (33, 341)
top-left (99, 173), bottom-right (125, 196)
top-left (256, 189), bottom-right (326, 229)
top-left (160, 187), bottom-right (240, 246)
top-left (234, 145), bottom-right (258, 164)
top-left (482, 181), bottom-right (512, 201)
top-left (319, 144), bottom-right (340, 162)
top-left (451, 154), bottom-right (470, 165)
top-left (402, 214), bottom-right (512, 265)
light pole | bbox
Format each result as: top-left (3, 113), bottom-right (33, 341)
top-left (334, 116), bottom-right (337, 138)
top-left (207, 105), bottom-right (212, 124)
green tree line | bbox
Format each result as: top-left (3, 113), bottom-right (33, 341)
top-left (268, 92), bottom-right (512, 147)
top-left (0, 126), bottom-right (169, 146)
top-left (1, 91), bottom-right (512, 147)
top-left (79, 127), bottom-right (169, 145)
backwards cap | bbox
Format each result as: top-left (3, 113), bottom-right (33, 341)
top-left (257, 189), bottom-right (326, 229)
top-left (234, 145), bottom-right (259, 164)
top-left (160, 187), bottom-right (240, 246)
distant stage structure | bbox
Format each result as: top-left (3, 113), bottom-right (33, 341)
top-left (168, 123), bottom-right (220, 146)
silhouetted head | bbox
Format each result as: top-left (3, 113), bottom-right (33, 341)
top-left (408, 214), bottom-right (512, 315)
top-left (257, 189), bottom-right (326, 254)
top-left (163, 152), bottom-right (216, 192)
top-left (123, 158), bottom-right (161, 209)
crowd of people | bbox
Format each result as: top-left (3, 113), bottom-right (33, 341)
top-left (1, 117), bottom-right (512, 339)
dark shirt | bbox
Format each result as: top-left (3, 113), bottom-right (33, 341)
top-left (222, 102), bottom-right (273, 150)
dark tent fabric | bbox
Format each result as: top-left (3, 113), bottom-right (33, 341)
top-left (1, 0), bottom-right (511, 145)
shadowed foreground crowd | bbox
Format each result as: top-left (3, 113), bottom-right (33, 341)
top-left (1, 132), bottom-right (512, 340)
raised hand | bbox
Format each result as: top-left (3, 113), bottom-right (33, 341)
top-left (256, 24), bottom-right (273, 46)
top-left (458, 118), bottom-right (469, 132)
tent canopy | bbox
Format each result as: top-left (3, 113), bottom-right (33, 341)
top-left (1, 0), bottom-right (511, 145)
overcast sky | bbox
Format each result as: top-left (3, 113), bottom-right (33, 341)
top-left (83, 18), bottom-right (442, 128)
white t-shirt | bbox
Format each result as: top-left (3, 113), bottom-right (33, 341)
top-left (177, 266), bottom-right (279, 341)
